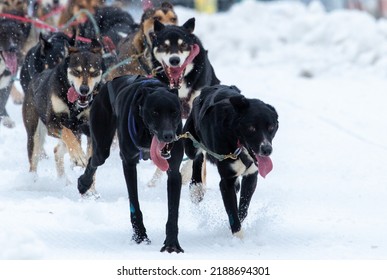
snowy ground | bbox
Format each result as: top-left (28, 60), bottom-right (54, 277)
top-left (1, 0), bottom-right (387, 260)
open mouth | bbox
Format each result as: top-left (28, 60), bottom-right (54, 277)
top-left (150, 135), bottom-right (175, 172)
top-left (161, 44), bottom-right (200, 89)
top-left (67, 86), bottom-right (92, 108)
top-left (0, 51), bottom-right (18, 75)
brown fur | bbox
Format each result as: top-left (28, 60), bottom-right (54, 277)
top-left (0, 0), bottom-right (28, 13)
top-left (58, 0), bottom-right (104, 26)
top-left (107, 1), bottom-right (178, 80)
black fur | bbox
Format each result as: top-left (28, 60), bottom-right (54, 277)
top-left (77, 75), bottom-right (185, 253)
top-left (151, 17), bottom-right (220, 118)
top-left (183, 85), bottom-right (279, 235)
top-left (20, 32), bottom-right (74, 95)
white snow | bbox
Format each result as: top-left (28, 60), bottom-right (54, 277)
top-left (1, 0), bottom-right (387, 260)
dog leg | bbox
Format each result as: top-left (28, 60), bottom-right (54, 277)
top-left (60, 127), bottom-right (87, 168)
top-left (219, 175), bottom-right (242, 234)
top-left (189, 153), bottom-right (206, 204)
top-left (238, 172), bottom-right (258, 223)
top-left (160, 141), bottom-right (184, 253)
top-left (28, 120), bottom-right (46, 173)
top-left (147, 167), bottom-right (163, 187)
top-left (54, 140), bottom-right (67, 179)
top-left (10, 84), bottom-right (24, 104)
top-left (180, 159), bottom-right (192, 185)
top-left (122, 161), bottom-right (150, 244)
top-left (0, 88), bottom-right (14, 128)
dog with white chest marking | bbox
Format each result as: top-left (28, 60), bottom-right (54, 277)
top-left (183, 85), bottom-right (279, 237)
top-left (151, 17), bottom-right (220, 119)
top-left (22, 39), bottom-right (103, 188)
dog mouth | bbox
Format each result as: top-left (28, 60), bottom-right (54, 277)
top-left (150, 136), bottom-right (175, 172)
top-left (252, 152), bottom-right (273, 178)
top-left (162, 44), bottom-right (200, 89)
top-left (67, 87), bottom-right (92, 108)
top-left (0, 51), bottom-right (18, 75)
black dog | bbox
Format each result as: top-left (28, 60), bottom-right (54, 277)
top-left (151, 17), bottom-right (220, 118)
top-left (0, 17), bottom-right (26, 128)
top-left (20, 32), bottom-right (74, 95)
top-left (77, 75), bottom-right (185, 253)
top-left (183, 85), bottom-right (279, 237)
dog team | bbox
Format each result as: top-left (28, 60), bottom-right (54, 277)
top-left (0, 0), bottom-right (279, 253)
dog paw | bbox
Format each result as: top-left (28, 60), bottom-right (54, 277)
top-left (132, 233), bottom-right (151, 245)
top-left (160, 243), bottom-right (184, 253)
top-left (189, 182), bottom-right (205, 204)
top-left (81, 189), bottom-right (100, 200)
top-left (233, 229), bottom-right (244, 240)
top-left (1, 116), bottom-right (15, 128)
top-left (11, 86), bottom-right (24, 104)
top-left (69, 150), bottom-right (88, 168)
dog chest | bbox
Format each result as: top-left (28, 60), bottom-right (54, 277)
top-left (51, 94), bottom-right (70, 115)
top-left (230, 149), bottom-right (258, 177)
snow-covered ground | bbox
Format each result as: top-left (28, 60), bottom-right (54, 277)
top-left (1, 0), bottom-right (387, 260)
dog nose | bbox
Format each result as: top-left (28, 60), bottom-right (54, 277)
top-left (8, 45), bottom-right (17, 53)
top-left (161, 131), bottom-right (175, 143)
top-left (169, 56), bottom-right (180, 66)
top-left (79, 85), bottom-right (90, 95)
top-left (260, 144), bottom-right (272, 156)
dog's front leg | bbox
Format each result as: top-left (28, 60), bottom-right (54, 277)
top-left (122, 161), bottom-right (149, 244)
top-left (219, 175), bottom-right (242, 236)
top-left (161, 168), bottom-right (183, 253)
top-left (238, 172), bottom-right (258, 224)
top-left (60, 127), bottom-right (88, 167)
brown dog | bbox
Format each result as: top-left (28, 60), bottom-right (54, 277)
top-left (58, 0), bottom-right (104, 27)
top-left (106, 1), bottom-right (177, 80)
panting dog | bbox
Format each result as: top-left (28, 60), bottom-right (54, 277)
top-left (183, 85), bottom-right (279, 237)
top-left (22, 39), bottom-right (103, 185)
top-left (151, 17), bottom-right (220, 118)
top-left (77, 75), bottom-right (185, 253)
top-left (0, 16), bottom-right (25, 128)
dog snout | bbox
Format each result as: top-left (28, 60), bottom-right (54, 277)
top-left (161, 131), bottom-right (175, 143)
top-left (7, 44), bottom-right (17, 53)
top-left (79, 85), bottom-right (90, 95)
top-left (260, 143), bottom-right (272, 156)
top-left (169, 56), bottom-right (180, 66)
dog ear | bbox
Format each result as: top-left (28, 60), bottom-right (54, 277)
top-left (154, 19), bottom-right (165, 33)
top-left (69, 28), bottom-right (77, 47)
top-left (230, 95), bottom-right (249, 113)
top-left (90, 38), bottom-right (103, 54)
top-left (39, 33), bottom-right (51, 56)
top-left (183, 18), bottom-right (195, 34)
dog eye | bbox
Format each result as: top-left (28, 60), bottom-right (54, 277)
top-left (72, 69), bottom-right (81, 75)
top-left (268, 124), bottom-right (277, 133)
top-left (170, 17), bottom-right (177, 23)
top-left (153, 16), bottom-right (161, 21)
top-left (248, 126), bottom-right (256, 132)
top-left (152, 111), bottom-right (159, 117)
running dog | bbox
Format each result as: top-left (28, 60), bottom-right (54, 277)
top-left (183, 85), bottom-right (279, 237)
top-left (151, 17), bottom-right (220, 118)
top-left (20, 31), bottom-right (74, 95)
top-left (22, 39), bottom-right (103, 182)
top-left (77, 75), bottom-right (184, 253)
top-left (0, 16), bottom-right (25, 128)
top-left (33, 0), bottom-right (67, 26)
top-left (108, 1), bottom-right (178, 79)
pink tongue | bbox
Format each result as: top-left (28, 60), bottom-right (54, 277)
top-left (67, 87), bottom-right (78, 103)
top-left (3, 52), bottom-right (18, 75)
top-left (168, 44), bottom-right (200, 82)
top-left (150, 136), bottom-right (169, 172)
top-left (256, 156), bottom-right (273, 178)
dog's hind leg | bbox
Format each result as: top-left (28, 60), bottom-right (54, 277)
top-left (10, 84), bottom-right (24, 104)
top-left (147, 167), bottom-right (164, 187)
top-left (0, 87), bottom-right (15, 128)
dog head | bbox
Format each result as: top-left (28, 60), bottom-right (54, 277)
top-left (141, 1), bottom-right (178, 47)
top-left (66, 39), bottom-right (103, 108)
top-left (66, 0), bottom-right (104, 21)
top-left (230, 95), bottom-right (279, 176)
top-left (33, 0), bottom-right (66, 20)
top-left (152, 17), bottom-right (200, 89)
top-left (0, 0), bottom-right (28, 14)
top-left (0, 18), bottom-right (24, 75)
top-left (38, 32), bottom-right (75, 70)
top-left (139, 83), bottom-right (181, 171)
